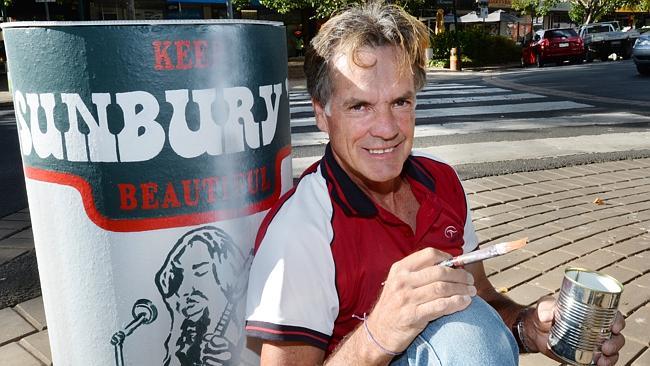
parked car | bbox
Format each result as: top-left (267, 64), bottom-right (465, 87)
top-left (578, 21), bottom-right (640, 61)
top-left (632, 33), bottom-right (650, 75)
top-left (521, 28), bottom-right (586, 67)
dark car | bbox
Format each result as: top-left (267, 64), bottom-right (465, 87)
top-left (632, 34), bottom-right (650, 75)
top-left (521, 28), bottom-right (585, 67)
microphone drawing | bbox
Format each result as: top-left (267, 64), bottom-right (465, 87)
top-left (110, 299), bottom-right (158, 366)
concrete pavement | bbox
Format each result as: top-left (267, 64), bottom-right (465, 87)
top-left (1, 158), bottom-right (650, 365)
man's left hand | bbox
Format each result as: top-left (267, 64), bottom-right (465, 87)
top-left (526, 296), bottom-right (626, 366)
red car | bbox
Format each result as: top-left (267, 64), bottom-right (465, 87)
top-left (521, 28), bottom-right (586, 67)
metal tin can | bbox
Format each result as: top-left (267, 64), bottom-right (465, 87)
top-left (1, 20), bottom-right (291, 365)
top-left (548, 268), bottom-right (624, 366)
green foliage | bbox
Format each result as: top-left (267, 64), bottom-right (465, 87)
top-left (641, 0), bottom-right (650, 11)
top-left (429, 29), bottom-right (521, 67)
top-left (259, 0), bottom-right (427, 19)
top-left (567, 0), bottom-right (639, 24)
top-left (259, 0), bottom-right (353, 18)
top-left (233, 0), bottom-right (252, 10)
top-left (511, 0), bottom-right (558, 18)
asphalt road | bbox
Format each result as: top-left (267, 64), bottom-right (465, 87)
top-left (500, 59), bottom-right (650, 104)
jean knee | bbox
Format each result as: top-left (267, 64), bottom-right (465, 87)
top-left (392, 297), bottom-right (519, 366)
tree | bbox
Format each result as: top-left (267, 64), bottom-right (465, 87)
top-left (512, 0), bottom-right (559, 20)
top-left (259, 0), bottom-right (427, 19)
top-left (567, 0), bottom-right (635, 24)
top-left (511, 0), bottom-right (559, 38)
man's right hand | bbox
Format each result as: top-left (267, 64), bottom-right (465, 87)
top-left (365, 247), bottom-right (477, 354)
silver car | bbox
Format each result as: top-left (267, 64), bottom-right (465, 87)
top-left (632, 34), bottom-right (650, 75)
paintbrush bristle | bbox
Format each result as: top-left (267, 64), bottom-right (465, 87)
top-left (495, 237), bottom-right (528, 254)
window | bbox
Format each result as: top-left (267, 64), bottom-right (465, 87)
top-left (544, 29), bottom-right (578, 39)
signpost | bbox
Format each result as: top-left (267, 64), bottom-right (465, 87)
top-left (477, 0), bottom-right (489, 19)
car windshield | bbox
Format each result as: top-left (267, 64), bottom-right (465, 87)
top-left (544, 29), bottom-right (578, 39)
top-left (587, 25), bottom-right (611, 34)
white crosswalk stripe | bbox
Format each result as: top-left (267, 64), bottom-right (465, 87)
top-left (288, 82), bottom-right (594, 128)
top-left (0, 110), bottom-right (16, 127)
top-left (416, 93), bottom-right (544, 105)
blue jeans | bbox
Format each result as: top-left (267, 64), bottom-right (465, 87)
top-left (391, 296), bottom-right (519, 366)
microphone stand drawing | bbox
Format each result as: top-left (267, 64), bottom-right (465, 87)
top-left (111, 299), bottom-right (158, 366)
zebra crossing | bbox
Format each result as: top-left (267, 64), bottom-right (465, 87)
top-left (288, 81), bottom-right (593, 129)
top-left (288, 80), bottom-right (650, 177)
top-left (0, 109), bottom-right (16, 127)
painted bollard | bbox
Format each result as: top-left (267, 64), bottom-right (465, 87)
top-left (1, 20), bottom-right (292, 365)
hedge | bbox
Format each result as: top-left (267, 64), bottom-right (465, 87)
top-left (429, 29), bottom-right (522, 68)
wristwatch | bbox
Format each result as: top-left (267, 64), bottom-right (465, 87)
top-left (512, 308), bottom-right (533, 353)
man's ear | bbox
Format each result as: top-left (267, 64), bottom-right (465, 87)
top-left (312, 99), bottom-right (329, 133)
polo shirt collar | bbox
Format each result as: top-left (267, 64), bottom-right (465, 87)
top-left (320, 144), bottom-right (436, 217)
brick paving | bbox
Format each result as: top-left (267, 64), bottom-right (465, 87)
top-left (0, 159), bottom-right (649, 365)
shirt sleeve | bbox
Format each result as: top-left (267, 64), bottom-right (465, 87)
top-left (245, 175), bottom-right (338, 350)
top-left (462, 195), bottom-right (479, 253)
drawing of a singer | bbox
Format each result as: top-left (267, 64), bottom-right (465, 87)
top-left (155, 226), bottom-right (252, 366)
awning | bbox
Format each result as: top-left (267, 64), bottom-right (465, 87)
top-left (460, 10), bottom-right (520, 23)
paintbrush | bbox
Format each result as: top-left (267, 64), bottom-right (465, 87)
top-left (438, 237), bottom-right (528, 268)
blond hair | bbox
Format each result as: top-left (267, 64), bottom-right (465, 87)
top-left (304, 2), bottom-right (429, 105)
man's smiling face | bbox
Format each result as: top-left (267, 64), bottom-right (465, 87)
top-left (314, 45), bottom-right (416, 191)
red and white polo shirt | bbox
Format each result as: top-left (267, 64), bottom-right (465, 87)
top-left (245, 144), bottom-right (478, 355)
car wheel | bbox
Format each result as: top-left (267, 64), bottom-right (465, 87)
top-left (600, 55), bottom-right (609, 62)
top-left (535, 54), bottom-right (544, 68)
top-left (637, 64), bottom-right (650, 76)
top-left (623, 44), bottom-right (633, 60)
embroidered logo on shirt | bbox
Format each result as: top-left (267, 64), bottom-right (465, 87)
top-left (444, 226), bottom-right (458, 239)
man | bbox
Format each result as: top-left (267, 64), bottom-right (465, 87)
top-left (156, 226), bottom-right (252, 366)
top-left (245, 3), bottom-right (625, 365)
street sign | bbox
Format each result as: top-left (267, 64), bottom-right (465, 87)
top-left (480, 6), bottom-right (488, 18)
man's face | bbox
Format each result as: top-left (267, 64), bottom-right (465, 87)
top-left (175, 242), bottom-right (220, 321)
top-left (314, 45), bottom-right (416, 189)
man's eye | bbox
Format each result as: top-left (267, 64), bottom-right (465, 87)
top-left (194, 270), bottom-right (208, 277)
top-left (394, 99), bottom-right (411, 107)
top-left (350, 104), bottom-right (366, 111)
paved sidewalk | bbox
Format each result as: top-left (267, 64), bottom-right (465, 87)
top-left (1, 158), bottom-right (649, 365)
top-left (0, 90), bottom-right (12, 108)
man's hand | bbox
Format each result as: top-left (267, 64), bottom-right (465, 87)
top-left (526, 296), bottom-right (626, 366)
top-left (365, 247), bottom-right (476, 354)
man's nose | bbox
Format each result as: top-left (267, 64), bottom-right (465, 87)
top-left (370, 105), bottom-right (400, 140)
